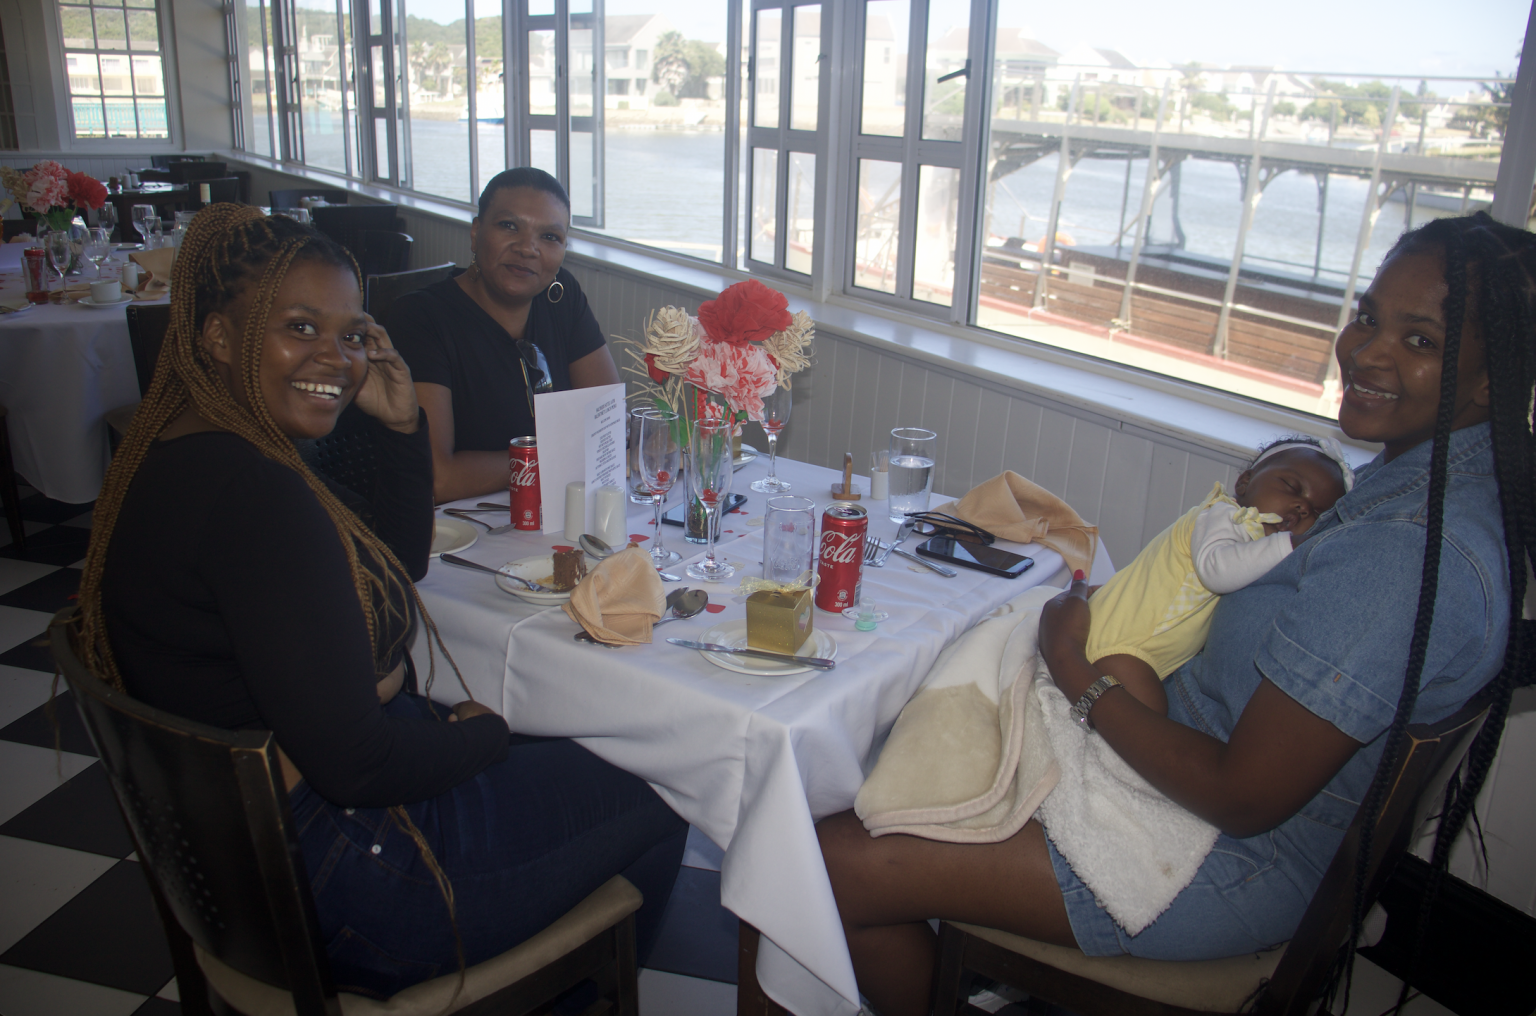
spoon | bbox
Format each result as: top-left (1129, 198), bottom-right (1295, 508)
top-left (573, 587), bottom-right (709, 644)
top-left (439, 553), bottom-right (552, 592)
top-left (579, 533), bottom-right (615, 560)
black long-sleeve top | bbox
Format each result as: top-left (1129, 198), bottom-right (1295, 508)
top-left (101, 416), bottom-right (508, 807)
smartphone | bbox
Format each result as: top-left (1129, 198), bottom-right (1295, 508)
top-left (662, 493), bottom-right (748, 527)
top-left (915, 536), bottom-right (1035, 578)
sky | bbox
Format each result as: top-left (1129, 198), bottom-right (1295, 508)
top-left (401, 0), bottom-right (1528, 80)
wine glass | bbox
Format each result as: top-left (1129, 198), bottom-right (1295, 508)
top-left (750, 386), bottom-right (793, 494)
top-left (131, 204), bottom-right (155, 244)
top-left (45, 230), bottom-right (72, 292)
top-left (685, 418), bottom-right (736, 582)
top-left (85, 227), bottom-right (112, 278)
top-left (97, 201), bottom-right (118, 241)
top-left (638, 409), bottom-right (682, 566)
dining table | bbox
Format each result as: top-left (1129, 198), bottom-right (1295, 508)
top-left (412, 449), bottom-right (1115, 1016)
top-left (0, 242), bottom-right (159, 505)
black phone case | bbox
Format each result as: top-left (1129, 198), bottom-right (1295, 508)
top-left (915, 536), bottom-right (1034, 578)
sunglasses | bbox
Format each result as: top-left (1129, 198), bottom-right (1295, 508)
top-left (515, 338), bottom-right (552, 419)
top-left (901, 511), bottom-right (996, 545)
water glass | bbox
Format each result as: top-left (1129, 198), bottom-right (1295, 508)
top-left (628, 405), bottom-right (657, 504)
top-left (85, 227), bottom-right (112, 277)
top-left (889, 427), bottom-right (937, 522)
top-left (763, 495), bottom-right (816, 584)
top-left (685, 419), bottom-right (736, 582)
top-left (750, 386), bottom-right (793, 494)
top-left (44, 230), bottom-right (72, 290)
top-left (638, 409), bottom-right (682, 566)
top-left (131, 204), bottom-right (155, 242)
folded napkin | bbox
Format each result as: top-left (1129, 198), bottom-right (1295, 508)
top-left (937, 471), bottom-right (1098, 579)
top-left (129, 246), bottom-right (176, 298)
top-left (561, 546), bottom-right (666, 644)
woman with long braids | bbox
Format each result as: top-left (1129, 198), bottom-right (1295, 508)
top-left (71, 204), bottom-right (685, 1000)
top-left (818, 210), bottom-right (1532, 1016)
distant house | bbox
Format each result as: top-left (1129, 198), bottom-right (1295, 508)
top-left (1058, 45), bottom-right (1138, 83)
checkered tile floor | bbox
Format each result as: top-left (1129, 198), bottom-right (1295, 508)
top-left (0, 485), bottom-right (738, 1016)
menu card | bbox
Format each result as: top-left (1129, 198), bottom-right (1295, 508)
top-left (534, 383), bottom-right (626, 536)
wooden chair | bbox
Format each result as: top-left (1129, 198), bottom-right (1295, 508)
top-left (0, 404), bottom-right (25, 550)
top-left (366, 262), bottom-right (457, 319)
top-left (356, 228), bottom-right (413, 275)
top-left (51, 609), bottom-right (644, 1016)
top-left (104, 304), bottom-right (173, 445)
top-left (929, 690), bottom-right (1494, 1016)
top-left (269, 188), bottom-right (350, 210)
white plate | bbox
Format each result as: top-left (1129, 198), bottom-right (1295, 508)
top-left (430, 517), bottom-right (478, 558)
top-left (113, 243), bottom-right (144, 251)
top-left (77, 294), bottom-right (132, 309)
top-left (733, 443), bottom-right (759, 469)
top-left (493, 554), bottom-right (574, 605)
top-left (690, 619), bottom-right (836, 677)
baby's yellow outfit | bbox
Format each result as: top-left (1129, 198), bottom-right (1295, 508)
top-left (1086, 482), bottom-right (1285, 679)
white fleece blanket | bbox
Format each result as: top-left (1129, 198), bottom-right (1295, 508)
top-left (856, 587), bottom-right (1219, 936)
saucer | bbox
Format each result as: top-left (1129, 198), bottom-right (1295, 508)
top-left (78, 294), bottom-right (132, 309)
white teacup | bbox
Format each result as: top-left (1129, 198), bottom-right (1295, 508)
top-left (90, 279), bottom-right (121, 304)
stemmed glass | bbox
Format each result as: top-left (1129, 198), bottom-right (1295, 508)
top-left (131, 205), bottom-right (157, 245)
top-left (44, 230), bottom-right (72, 293)
top-left (84, 228), bottom-right (112, 278)
top-left (97, 201), bottom-right (117, 241)
top-left (685, 418), bottom-right (736, 582)
top-left (749, 386), bottom-right (792, 494)
top-left (638, 409), bottom-right (682, 566)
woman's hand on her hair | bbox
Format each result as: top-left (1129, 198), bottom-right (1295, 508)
top-left (1040, 574), bottom-right (1099, 701)
top-left (353, 316), bottom-right (420, 434)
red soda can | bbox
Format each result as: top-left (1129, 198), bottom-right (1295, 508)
top-left (23, 248), bottom-right (49, 305)
top-left (508, 436), bottom-right (541, 531)
top-left (815, 502), bottom-right (868, 612)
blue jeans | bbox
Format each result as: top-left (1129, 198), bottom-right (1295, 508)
top-left (288, 694), bottom-right (688, 999)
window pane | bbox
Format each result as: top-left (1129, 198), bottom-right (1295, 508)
top-left (528, 0), bottom-right (553, 15)
top-left (61, 6), bottom-right (95, 48)
top-left (296, 0), bottom-right (348, 174)
top-left (68, 52), bottom-right (102, 94)
top-left (750, 146), bottom-right (778, 262)
top-left (789, 4), bottom-right (818, 131)
top-left (94, 7), bottom-right (127, 49)
top-left (752, 8), bottom-right (779, 128)
top-left (135, 97), bottom-right (167, 136)
top-left (785, 150), bottom-right (814, 273)
top-left (73, 97), bottom-right (107, 136)
top-left (570, 129), bottom-right (594, 218)
top-left (247, 0), bottom-right (276, 156)
top-left (528, 30), bottom-right (554, 114)
top-left (131, 54), bottom-right (163, 95)
top-left (920, 2), bottom-right (964, 141)
top-left (404, 0), bottom-right (471, 202)
top-left (99, 52), bottom-right (132, 94)
top-left (855, 159), bottom-right (900, 292)
top-left (530, 128), bottom-right (557, 176)
top-left (126, 8), bottom-right (157, 50)
top-left (914, 164), bottom-right (959, 305)
top-left (860, 0), bottom-right (904, 137)
top-left (569, 19), bottom-right (594, 118)
top-left (474, 0), bottom-right (504, 189)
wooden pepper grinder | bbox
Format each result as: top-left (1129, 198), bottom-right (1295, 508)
top-left (831, 452), bottom-right (862, 500)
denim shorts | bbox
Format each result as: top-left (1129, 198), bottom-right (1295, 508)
top-left (1048, 830), bottom-right (1311, 959)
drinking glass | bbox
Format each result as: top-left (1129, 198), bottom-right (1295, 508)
top-left (45, 230), bottom-right (72, 291)
top-left (85, 228), bottom-right (112, 277)
top-left (131, 204), bottom-right (155, 243)
top-left (763, 495), bottom-right (816, 584)
top-left (628, 405), bottom-right (657, 505)
top-left (638, 409), bottom-right (683, 566)
top-left (750, 386), bottom-right (793, 494)
top-left (97, 201), bottom-right (117, 239)
top-left (685, 418), bottom-right (736, 582)
top-left (889, 427), bottom-right (938, 522)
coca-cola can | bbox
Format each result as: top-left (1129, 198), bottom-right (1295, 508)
top-left (815, 502), bottom-right (868, 612)
top-left (508, 436), bottom-right (541, 531)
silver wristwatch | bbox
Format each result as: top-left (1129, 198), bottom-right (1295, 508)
top-left (1068, 675), bottom-right (1123, 729)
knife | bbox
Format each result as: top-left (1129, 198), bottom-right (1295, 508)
top-left (443, 509), bottom-right (515, 535)
top-left (890, 545), bottom-right (958, 577)
top-left (667, 638), bottom-right (836, 670)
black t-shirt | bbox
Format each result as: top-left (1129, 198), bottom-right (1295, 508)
top-left (101, 420), bottom-right (509, 808)
top-left (385, 267), bottom-right (606, 451)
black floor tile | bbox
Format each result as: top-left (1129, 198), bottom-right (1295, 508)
top-left (5, 493), bottom-right (95, 525)
top-left (0, 689), bottom-right (98, 757)
top-left (0, 629), bottom-right (53, 672)
top-left (0, 523), bottom-right (91, 566)
top-left (0, 761), bottom-right (132, 858)
top-left (132, 997), bottom-right (182, 1016)
top-left (645, 866), bottom-right (738, 985)
top-left (0, 858), bottom-right (173, 994)
top-left (0, 564), bottom-right (77, 613)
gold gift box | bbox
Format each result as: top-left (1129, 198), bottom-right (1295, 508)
top-left (746, 587), bottom-right (814, 655)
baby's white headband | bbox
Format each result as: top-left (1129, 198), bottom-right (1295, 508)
top-left (1253, 437), bottom-right (1355, 493)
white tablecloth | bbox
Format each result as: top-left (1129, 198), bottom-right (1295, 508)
top-left (413, 452), bottom-right (1114, 1015)
top-left (0, 243), bottom-right (146, 504)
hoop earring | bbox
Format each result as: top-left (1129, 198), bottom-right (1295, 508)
top-left (547, 280), bottom-right (565, 304)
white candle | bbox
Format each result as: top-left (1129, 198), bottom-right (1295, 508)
top-left (563, 481), bottom-right (586, 542)
top-left (594, 484), bottom-right (627, 550)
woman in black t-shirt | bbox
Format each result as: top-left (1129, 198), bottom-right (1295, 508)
top-left (388, 168), bottom-right (620, 503)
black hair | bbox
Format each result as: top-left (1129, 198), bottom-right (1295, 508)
top-left (1246, 435), bottom-right (1347, 494)
top-left (1330, 211), bottom-right (1536, 1013)
top-left (476, 167), bottom-right (571, 219)
top-left (191, 212), bottom-right (357, 331)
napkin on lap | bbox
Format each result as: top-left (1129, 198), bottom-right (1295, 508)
top-left (937, 470), bottom-right (1099, 578)
top-left (561, 546), bottom-right (666, 644)
top-left (129, 246), bottom-right (176, 298)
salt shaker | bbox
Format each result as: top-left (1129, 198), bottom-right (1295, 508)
top-left (121, 262), bottom-right (142, 292)
top-left (870, 449), bottom-right (890, 500)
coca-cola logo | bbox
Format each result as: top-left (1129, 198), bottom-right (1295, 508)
top-left (511, 459), bottom-right (539, 487)
top-left (819, 530), bottom-right (861, 565)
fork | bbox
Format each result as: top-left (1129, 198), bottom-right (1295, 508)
top-left (864, 536), bottom-right (887, 567)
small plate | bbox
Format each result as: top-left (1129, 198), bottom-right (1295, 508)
top-left (733, 443), bottom-right (759, 469)
top-left (690, 619), bottom-right (836, 677)
top-left (493, 554), bottom-right (574, 605)
top-left (77, 294), bottom-right (133, 309)
top-left (430, 517), bottom-right (478, 558)
top-left (113, 243), bottom-right (144, 251)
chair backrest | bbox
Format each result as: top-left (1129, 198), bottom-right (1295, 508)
top-left (311, 204), bottom-right (401, 261)
top-left (152, 155), bottom-right (207, 169)
top-left (366, 262), bottom-right (457, 319)
top-left (269, 188), bottom-right (350, 210)
top-left (297, 402), bottom-right (379, 513)
top-left (356, 228), bottom-right (413, 275)
top-left (50, 611), bottom-right (341, 1014)
top-left (125, 304), bottom-right (172, 397)
top-left (196, 177), bottom-right (242, 206)
top-left (1256, 689), bottom-right (1494, 1015)
top-left (169, 161), bottom-right (229, 183)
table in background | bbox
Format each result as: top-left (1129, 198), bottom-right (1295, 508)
top-left (413, 453), bottom-right (1114, 1016)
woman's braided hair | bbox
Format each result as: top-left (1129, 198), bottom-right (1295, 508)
top-left (1332, 211), bottom-right (1535, 1011)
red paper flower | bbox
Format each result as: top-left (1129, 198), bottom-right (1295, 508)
top-left (644, 352), bottom-right (670, 384)
top-left (697, 279), bottom-right (792, 348)
top-left (67, 170), bottom-right (107, 211)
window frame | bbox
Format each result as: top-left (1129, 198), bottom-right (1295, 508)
top-left (52, 0), bottom-right (183, 149)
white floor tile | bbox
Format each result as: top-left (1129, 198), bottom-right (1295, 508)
top-left (0, 740), bottom-right (97, 826)
top-left (0, 665), bottom-right (58, 730)
top-left (638, 969), bottom-right (736, 1016)
top-left (0, 605), bottom-right (54, 657)
top-left (0, 836), bottom-right (118, 954)
top-left (0, 964), bottom-right (147, 1016)
top-left (0, 559), bottom-right (59, 598)
top-left (683, 825), bottom-right (723, 872)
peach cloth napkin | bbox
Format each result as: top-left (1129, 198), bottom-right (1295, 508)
top-left (128, 246), bottom-right (175, 299)
top-left (561, 546), bottom-right (666, 644)
top-left (936, 470), bottom-right (1099, 578)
